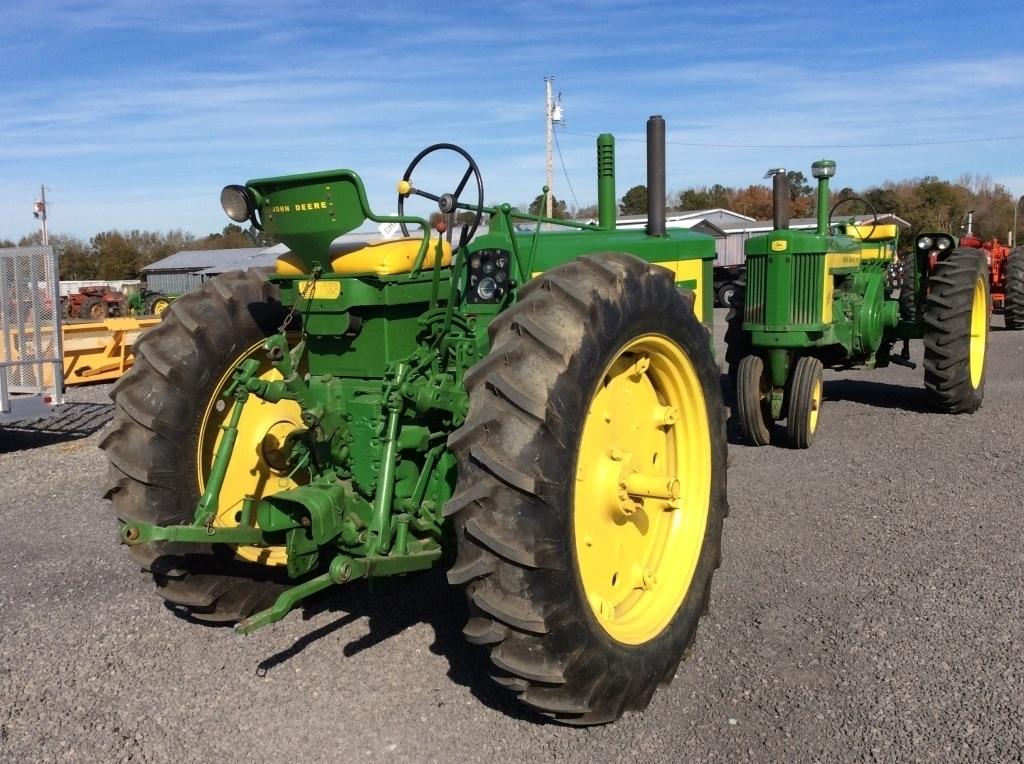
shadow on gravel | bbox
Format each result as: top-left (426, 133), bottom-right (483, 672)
top-left (0, 401), bottom-right (113, 453)
top-left (252, 569), bottom-right (548, 724)
top-left (824, 379), bottom-right (932, 412)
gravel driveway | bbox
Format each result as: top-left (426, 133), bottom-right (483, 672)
top-left (2, 308), bottom-right (1021, 762)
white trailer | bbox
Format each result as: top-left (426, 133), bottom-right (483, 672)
top-left (0, 246), bottom-right (64, 425)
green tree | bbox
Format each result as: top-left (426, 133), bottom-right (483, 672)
top-left (527, 194), bottom-right (568, 219)
top-left (785, 170), bottom-right (812, 201)
top-left (92, 231), bottom-right (142, 279)
top-left (619, 185), bottom-right (648, 215)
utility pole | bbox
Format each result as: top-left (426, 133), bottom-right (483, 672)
top-left (33, 185), bottom-right (49, 245)
top-left (543, 77), bottom-right (564, 218)
top-left (544, 77), bottom-right (554, 218)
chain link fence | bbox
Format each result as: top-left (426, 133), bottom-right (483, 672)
top-left (1, 246), bottom-right (64, 419)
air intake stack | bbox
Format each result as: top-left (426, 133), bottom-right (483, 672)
top-left (646, 115), bottom-right (666, 237)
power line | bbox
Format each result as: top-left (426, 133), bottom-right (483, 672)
top-left (560, 130), bottom-right (1024, 150)
top-left (552, 128), bottom-right (580, 212)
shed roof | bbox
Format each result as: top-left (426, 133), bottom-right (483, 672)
top-left (142, 247), bottom-right (266, 273)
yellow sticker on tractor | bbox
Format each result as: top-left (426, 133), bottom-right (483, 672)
top-left (771, 240), bottom-right (787, 252)
top-left (297, 280), bottom-right (342, 299)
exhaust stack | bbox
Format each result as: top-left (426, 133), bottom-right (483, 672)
top-left (765, 168), bottom-right (790, 230)
top-left (646, 115), bottom-right (666, 237)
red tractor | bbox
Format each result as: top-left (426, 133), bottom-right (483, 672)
top-left (63, 285), bottom-right (128, 320)
top-left (960, 231), bottom-right (1024, 330)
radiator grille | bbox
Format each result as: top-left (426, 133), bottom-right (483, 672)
top-left (791, 254), bottom-right (823, 325)
top-left (744, 255), bottom-right (766, 324)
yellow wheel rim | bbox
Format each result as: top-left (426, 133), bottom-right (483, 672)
top-left (197, 340), bottom-right (304, 566)
top-left (808, 379), bottom-right (822, 434)
top-left (969, 277), bottom-right (987, 389)
top-left (152, 299), bottom-right (170, 316)
top-left (573, 334), bottom-right (712, 645)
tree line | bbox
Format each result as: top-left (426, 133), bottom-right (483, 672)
top-left (0, 224), bottom-right (276, 281)
top-left (540, 173), bottom-right (1021, 246)
top-left (4, 174), bottom-right (1019, 281)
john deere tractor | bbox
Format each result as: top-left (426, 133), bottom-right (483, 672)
top-left (726, 160), bottom-right (990, 448)
top-left (101, 117), bottom-right (728, 724)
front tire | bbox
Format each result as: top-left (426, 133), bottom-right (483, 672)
top-left (923, 247), bottom-right (988, 413)
top-left (785, 356), bottom-right (823, 449)
top-left (447, 253), bottom-right (728, 724)
top-left (101, 270), bottom-right (293, 622)
top-left (736, 354), bottom-right (773, 446)
top-left (1004, 247), bottom-right (1024, 330)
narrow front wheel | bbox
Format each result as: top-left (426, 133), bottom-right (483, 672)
top-left (785, 356), bottom-right (824, 449)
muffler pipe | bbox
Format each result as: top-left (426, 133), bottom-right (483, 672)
top-left (646, 115), bottom-right (666, 237)
top-left (771, 170), bottom-right (790, 230)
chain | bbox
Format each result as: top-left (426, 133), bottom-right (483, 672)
top-left (278, 267), bottom-right (321, 335)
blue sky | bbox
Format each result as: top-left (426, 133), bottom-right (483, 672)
top-left (1, 0), bottom-right (1022, 241)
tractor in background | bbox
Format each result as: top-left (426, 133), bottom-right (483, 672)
top-left (102, 117), bottom-right (728, 724)
top-left (905, 211), bottom-right (1024, 331)
top-left (955, 214), bottom-right (1024, 330)
top-left (727, 161), bottom-right (990, 448)
top-left (62, 284), bottom-right (171, 319)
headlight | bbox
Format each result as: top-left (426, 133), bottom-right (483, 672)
top-left (221, 185), bottom-right (253, 223)
top-left (917, 236), bottom-right (934, 250)
top-left (936, 236), bottom-right (952, 251)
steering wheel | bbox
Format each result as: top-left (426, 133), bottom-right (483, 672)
top-left (397, 143), bottom-right (484, 242)
top-left (828, 196), bottom-right (878, 240)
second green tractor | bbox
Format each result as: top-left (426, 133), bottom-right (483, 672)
top-left (727, 161), bottom-right (990, 448)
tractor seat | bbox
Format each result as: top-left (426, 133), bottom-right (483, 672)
top-left (276, 237), bottom-right (453, 277)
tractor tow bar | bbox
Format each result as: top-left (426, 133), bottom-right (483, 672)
top-left (235, 546), bottom-right (442, 635)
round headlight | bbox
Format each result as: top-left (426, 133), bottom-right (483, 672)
top-left (917, 236), bottom-right (934, 250)
top-left (936, 237), bottom-right (952, 251)
top-left (476, 277), bottom-right (497, 300)
top-left (221, 185), bottom-right (252, 223)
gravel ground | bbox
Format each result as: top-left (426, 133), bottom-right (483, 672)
top-left (1, 308), bottom-right (1021, 762)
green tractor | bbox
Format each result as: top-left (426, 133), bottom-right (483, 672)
top-left (101, 117), bottom-right (728, 724)
top-left (727, 161), bottom-right (990, 448)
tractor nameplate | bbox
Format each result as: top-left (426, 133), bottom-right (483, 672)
top-left (297, 281), bottom-right (342, 299)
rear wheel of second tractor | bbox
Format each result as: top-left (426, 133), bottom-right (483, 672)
top-left (723, 284), bottom-right (749, 378)
top-left (785, 356), bottom-right (824, 449)
top-left (101, 270), bottom-right (297, 622)
top-left (923, 247), bottom-right (989, 413)
top-left (735, 354), bottom-right (772, 446)
top-left (447, 253), bottom-right (728, 725)
top-left (144, 292), bottom-right (171, 316)
top-left (1004, 246), bottom-right (1024, 330)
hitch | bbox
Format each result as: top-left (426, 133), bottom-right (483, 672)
top-left (889, 340), bottom-right (917, 370)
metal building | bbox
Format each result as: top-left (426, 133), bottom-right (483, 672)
top-left (141, 247), bottom-right (273, 294)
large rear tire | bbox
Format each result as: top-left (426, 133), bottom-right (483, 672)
top-left (447, 253), bottom-right (728, 725)
top-left (82, 296), bottom-right (107, 320)
top-left (101, 270), bottom-right (293, 622)
top-left (1004, 247), bottom-right (1024, 330)
top-left (923, 247), bottom-right (988, 413)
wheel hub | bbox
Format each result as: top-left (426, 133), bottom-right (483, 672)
top-left (573, 335), bottom-right (711, 645)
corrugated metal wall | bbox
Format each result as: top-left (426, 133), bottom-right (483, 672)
top-left (147, 271), bottom-right (204, 295)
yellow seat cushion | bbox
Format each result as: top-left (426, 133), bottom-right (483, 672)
top-left (276, 237), bottom-right (452, 277)
top-left (846, 223), bottom-right (898, 241)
